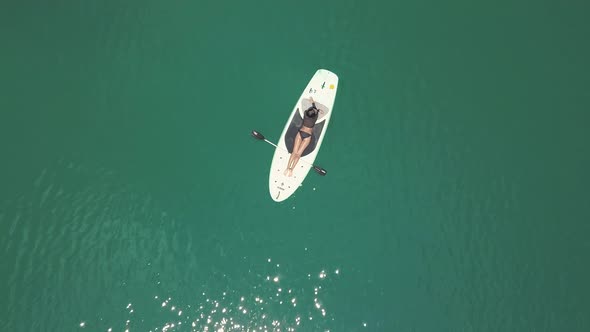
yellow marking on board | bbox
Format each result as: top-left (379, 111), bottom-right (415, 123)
top-left (329, 84), bottom-right (335, 89)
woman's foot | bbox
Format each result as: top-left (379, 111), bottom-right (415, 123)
top-left (283, 167), bottom-right (290, 176)
top-left (287, 168), bottom-right (293, 177)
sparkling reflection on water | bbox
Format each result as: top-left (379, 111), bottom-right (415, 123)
top-left (80, 257), bottom-right (342, 332)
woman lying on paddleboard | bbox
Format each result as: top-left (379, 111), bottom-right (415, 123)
top-left (284, 97), bottom-right (323, 177)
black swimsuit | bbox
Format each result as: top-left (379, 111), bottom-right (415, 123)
top-left (299, 131), bottom-right (312, 139)
top-left (299, 103), bottom-right (319, 139)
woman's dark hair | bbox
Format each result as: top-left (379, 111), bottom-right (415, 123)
top-left (306, 108), bottom-right (317, 117)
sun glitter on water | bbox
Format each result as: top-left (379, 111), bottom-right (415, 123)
top-left (79, 256), bottom-right (344, 332)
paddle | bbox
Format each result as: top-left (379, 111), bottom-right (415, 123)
top-left (251, 130), bottom-right (328, 176)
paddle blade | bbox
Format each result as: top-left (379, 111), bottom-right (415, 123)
top-left (313, 166), bottom-right (327, 176)
top-left (251, 130), bottom-right (265, 140)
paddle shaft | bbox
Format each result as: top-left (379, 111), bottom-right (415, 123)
top-left (263, 139), bottom-right (278, 148)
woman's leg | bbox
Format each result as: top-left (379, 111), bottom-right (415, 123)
top-left (288, 136), bottom-right (312, 175)
top-left (285, 132), bottom-right (303, 175)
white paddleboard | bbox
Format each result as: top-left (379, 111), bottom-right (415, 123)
top-left (269, 69), bottom-right (339, 202)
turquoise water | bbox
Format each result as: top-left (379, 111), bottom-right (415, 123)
top-left (1, 1), bottom-right (589, 331)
